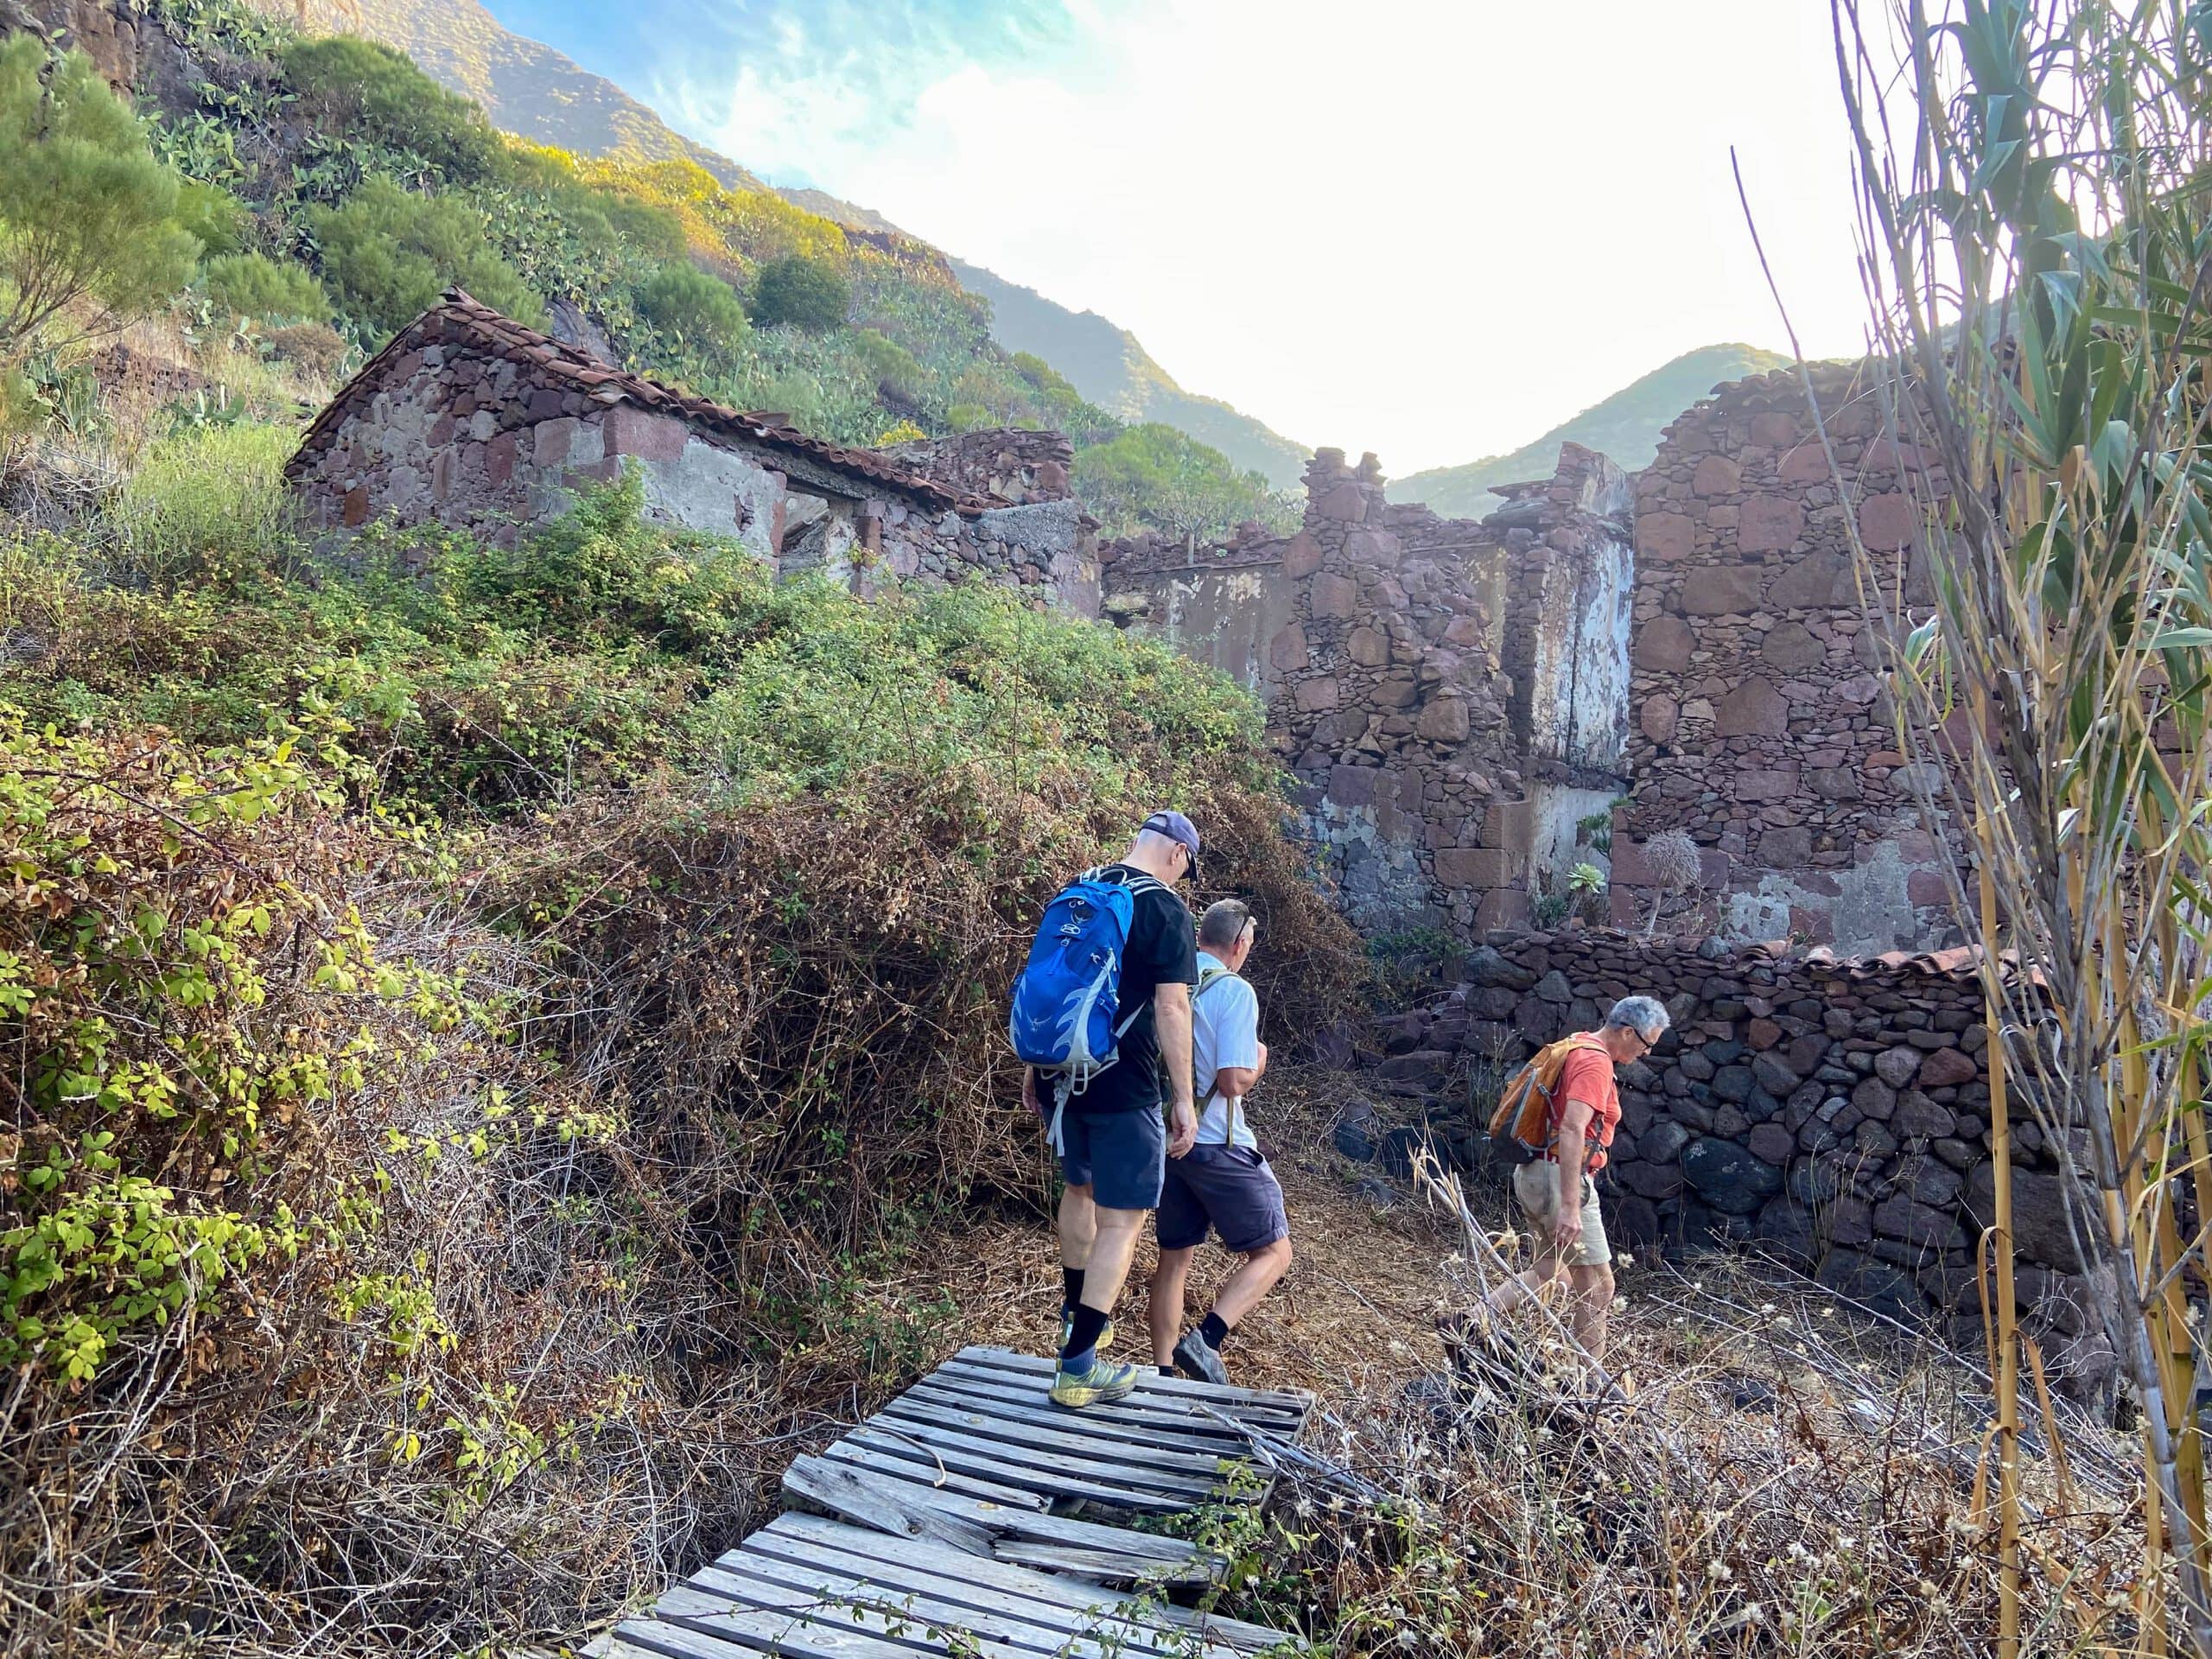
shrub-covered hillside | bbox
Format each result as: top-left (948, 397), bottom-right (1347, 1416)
top-left (0, 0), bottom-right (1289, 539)
top-left (0, 379), bottom-right (1357, 1650)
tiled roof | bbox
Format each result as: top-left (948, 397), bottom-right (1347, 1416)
top-left (289, 288), bottom-right (981, 512)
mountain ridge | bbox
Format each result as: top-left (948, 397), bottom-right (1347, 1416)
top-left (1389, 343), bottom-right (1797, 517)
top-left (265, 0), bottom-right (1311, 487)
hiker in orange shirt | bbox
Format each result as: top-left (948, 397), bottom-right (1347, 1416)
top-left (1482, 995), bottom-right (1670, 1365)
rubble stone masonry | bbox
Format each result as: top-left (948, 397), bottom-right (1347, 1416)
top-left (1370, 927), bottom-right (2109, 1389)
top-left (1615, 365), bottom-right (1958, 952)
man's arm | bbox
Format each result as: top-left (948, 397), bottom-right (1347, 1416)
top-left (1155, 980), bottom-right (1196, 1156)
top-left (1213, 1065), bottom-right (1260, 1098)
top-left (1550, 1097), bottom-right (1595, 1252)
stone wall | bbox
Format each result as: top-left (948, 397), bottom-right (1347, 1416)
top-left (1370, 926), bottom-right (2108, 1383)
top-left (1100, 446), bottom-right (1636, 933)
top-left (879, 428), bottom-right (1075, 506)
top-left (1094, 524), bottom-right (1296, 692)
top-left (1616, 365), bottom-right (1959, 953)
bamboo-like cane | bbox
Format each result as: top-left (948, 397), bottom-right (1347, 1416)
top-left (1980, 816), bottom-right (2022, 1659)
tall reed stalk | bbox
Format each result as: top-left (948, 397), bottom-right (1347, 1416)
top-left (1821, 1), bottom-right (2212, 1648)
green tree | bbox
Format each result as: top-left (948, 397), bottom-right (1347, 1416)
top-left (1074, 423), bottom-right (1293, 542)
top-left (752, 253), bottom-right (849, 332)
top-left (309, 177), bottom-right (542, 334)
top-left (635, 263), bottom-right (748, 353)
top-left (0, 40), bottom-right (200, 367)
top-left (203, 251), bottom-right (327, 324)
top-left (281, 36), bottom-right (500, 183)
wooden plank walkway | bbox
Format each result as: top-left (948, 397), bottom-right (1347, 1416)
top-left (591, 1345), bottom-right (1315, 1659)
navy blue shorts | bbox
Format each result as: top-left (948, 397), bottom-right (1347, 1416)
top-left (1157, 1144), bottom-right (1288, 1255)
top-left (1061, 1107), bottom-right (1166, 1211)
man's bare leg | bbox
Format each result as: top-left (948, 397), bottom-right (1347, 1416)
top-left (1484, 1245), bottom-right (1563, 1319)
top-left (1566, 1263), bottom-right (1614, 1364)
top-left (1058, 1183), bottom-right (1096, 1271)
top-left (1211, 1236), bottom-right (1292, 1329)
top-left (1149, 1245), bottom-right (1195, 1364)
top-left (1080, 1205), bottom-right (1148, 1318)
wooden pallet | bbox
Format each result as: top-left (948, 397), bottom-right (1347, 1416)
top-left (591, 1346), bottom-right (1314, 1658)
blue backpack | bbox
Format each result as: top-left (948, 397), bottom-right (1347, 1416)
top-left (1009, 867), bottom-right (1161, 1136)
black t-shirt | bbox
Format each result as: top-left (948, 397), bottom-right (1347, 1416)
top-left (1071, 864), bottom-right (1198, 1116)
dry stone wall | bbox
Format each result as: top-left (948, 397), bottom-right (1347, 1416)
top-left (1616, 365), bottom-right (1961, 954)
top-left (878, 429), bottom-right (1076, 506)
top-left (1367, 925), bottom-right (2109, 1389)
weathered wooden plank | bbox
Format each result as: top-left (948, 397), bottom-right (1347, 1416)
top-left (741, 1522), bottom-right (1242, 1657)
top-left (893, 1380), bottom-right (1247, 1459)
top-left (785, 1459), bottom-right (1220, 1580)
top-left (905, 1374), bottom-right (1253, 1455)
top-left (611, 1610), bottom-right (909, 1659)
top-left (779, 1455), bottom-right (995, 1555)
top-left (954, 1345), bottom-right (1313, 1414)
top-left (874, 1395), bottom-right (1235, 1479)
top-left (677, 1567), bottom-right (1129, 1659)
top-left (955, 1353), bottom-right (1309, 1433)
top-left (851, 1417), bottom-right (1223, 1504)
top-left (693, 1551), bottom-right (1216, 1659)
top-left (819, 1438), bottom-right (1046, 1509)
top-left (843, 1424), bottom-right (1200, 1510)
top-left (756, 1516), bottom-right (1296, 1656)
top-left (925, 1361), bottom-right (1270, 1445)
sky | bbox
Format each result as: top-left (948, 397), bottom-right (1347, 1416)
top-left (483, 0), bottom-right (1882, 474)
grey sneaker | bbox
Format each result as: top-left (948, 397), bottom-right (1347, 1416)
top-left (1173, 1328), bottom-right (1230, 1387)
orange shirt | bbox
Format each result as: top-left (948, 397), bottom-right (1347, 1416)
top-left (1555, 1036), bottom-right (1621, 1172)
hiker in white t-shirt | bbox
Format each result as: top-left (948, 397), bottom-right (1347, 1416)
top-left (1147, 899), bottom-right (1292, 1385)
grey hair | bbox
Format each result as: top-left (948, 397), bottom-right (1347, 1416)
top-left (1197, 899), bottom-right (1253, 950)
top-left (1605, 995), bottom-right (1672, 1038)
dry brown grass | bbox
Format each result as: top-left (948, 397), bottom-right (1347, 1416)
top-left (874, 1064), bottom-right (2145, 1658)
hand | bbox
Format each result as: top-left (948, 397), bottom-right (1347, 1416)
top-left (1166, 1098), bottom-right (1197, 1159)
top-left (1550, 1208), bottom-right (1584, 1255)
top-left (1022, 1068), bottom-right (1043, 1120)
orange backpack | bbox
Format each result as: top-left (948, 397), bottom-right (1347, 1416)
top-left (1486, 1035), bottom-right (1610, 1163)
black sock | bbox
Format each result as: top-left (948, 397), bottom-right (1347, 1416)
top-left (1062, 1302), bottom-right (1109, 1363)
top-left (1061, 1266), bottom-right (1084, 1310)
top-left (1160, 1364), bottom-right (1177, 1377)
top-left (1199, 1311), bottom-right (1231, 1350)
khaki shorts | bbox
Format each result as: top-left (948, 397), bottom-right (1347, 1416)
top-left (1511, 1161), bottom-right (1611, 1267)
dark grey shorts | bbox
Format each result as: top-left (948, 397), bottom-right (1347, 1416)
top-left (1060, 1106), bottom-right (1166, 1211)
top-left (1157, 1144), bottom-right (1288, 1255)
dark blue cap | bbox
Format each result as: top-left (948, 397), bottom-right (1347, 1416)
top-left (1141, 810), bottom-right (1201, 873)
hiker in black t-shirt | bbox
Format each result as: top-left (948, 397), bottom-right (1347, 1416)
top-left (1022, 810), bottom-right (1200, 1408)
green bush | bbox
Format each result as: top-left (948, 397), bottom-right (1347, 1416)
top-left (854, 328), bottom-right (923, 401)
top-left (309, 177), bottom-right (542, 334)
top-left (0, 40), bottom-right (200, 365)
top-left (107, 423), bottom-right (300, 587)
top-left (281, 35), bottom-right (501, 183)
top-left (635, 262), bottom-right (748, 353)
top-left (752, 253), bottom-right (849, 332)
top-left (203, 250), bottom-right (327, 323)
top-left (176, 178), bottom-right (249, 255)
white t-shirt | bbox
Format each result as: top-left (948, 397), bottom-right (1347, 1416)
top-left (1191, 950), bottom-right (1262, 1149)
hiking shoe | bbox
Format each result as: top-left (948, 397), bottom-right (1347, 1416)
top-left (1172, 1329), bottom-right (1230, 1388)
top-left (1049, 1353), bottom-right (1141, 1409)
top-left (1058, 1306), bottom-right (1112, 1355)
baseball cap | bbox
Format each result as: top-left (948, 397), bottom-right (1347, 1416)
top-left (1141, 809), bottom-right (1202, 879)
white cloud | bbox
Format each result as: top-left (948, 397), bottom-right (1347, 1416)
top-left (658, 0), bottom-right (1878, 474)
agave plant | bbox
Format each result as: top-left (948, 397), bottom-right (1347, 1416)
top-left (1823, 1), bottom-right (2212, 1649)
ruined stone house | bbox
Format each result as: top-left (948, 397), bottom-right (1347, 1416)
top-left (1103, 359), bottom-right (1961, 957)
top-left (286, 289), bottom-right (1100, 612)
